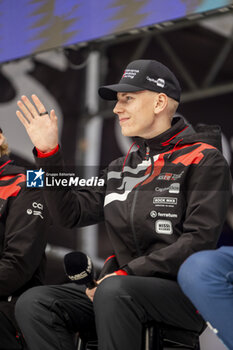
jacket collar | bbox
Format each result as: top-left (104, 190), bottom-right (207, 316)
top-left (0, 156), bottom-right (22, 177)
top-left (133, 116), bottom-right (193, 153)
top-left (0, 155), bottom-right (12, 168)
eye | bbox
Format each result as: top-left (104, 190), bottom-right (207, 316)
top-left (126, 95), bottom-right (133, 101)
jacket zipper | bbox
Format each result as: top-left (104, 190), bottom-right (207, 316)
top-left (130, 144), bottom-right (154, 257)
top-left (145, 146), bottom-right (150, 161)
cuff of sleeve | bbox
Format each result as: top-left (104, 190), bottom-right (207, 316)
top-left (36, 144), bottom-right (59, 158)
top-left (121, 265), bottom-right (134, 275)
top-left (115, 269), bottom-right (128, 276)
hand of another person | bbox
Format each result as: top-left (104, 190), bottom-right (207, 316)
top-left (16, 94), bottom-right (58, 153)
top-left (85, 273), bottom-right (117, 302)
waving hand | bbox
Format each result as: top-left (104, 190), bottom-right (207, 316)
top-left (16, 94), bottom-right (58, 152)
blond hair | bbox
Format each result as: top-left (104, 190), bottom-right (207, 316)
top-left (0, 132), bottom-right (10, 157)
top-left (167, 97), bottom-right (179, 120)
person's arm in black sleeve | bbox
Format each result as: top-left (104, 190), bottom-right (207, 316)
top-left (16, 95), bottom-right (106, 228)
top-left (124, 150), bottom-right (232, 278)
top-left (0, 186), bottom-right (49, 297)
top-left (35, 147), bottom-right (106, 228)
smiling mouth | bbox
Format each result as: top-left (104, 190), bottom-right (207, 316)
top-left (119, 118), bottom-right (129, 124)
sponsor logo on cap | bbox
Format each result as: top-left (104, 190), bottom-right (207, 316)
top-left (122, 69), bottom-right (139, 79)
top-left (146, 76), bottom-right (165, 88)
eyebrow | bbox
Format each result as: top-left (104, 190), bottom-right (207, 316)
top-left (117, 93), bottom-right (128, 97)
top-left (117, 92), bottom-right (136, 99)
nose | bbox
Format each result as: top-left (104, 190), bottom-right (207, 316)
top-left (113, 101), bottom-right (123, 115)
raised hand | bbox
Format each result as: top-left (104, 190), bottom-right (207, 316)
top-left (16, 94), bottom-right (58, 153)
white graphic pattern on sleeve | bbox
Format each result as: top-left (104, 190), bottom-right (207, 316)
top-left (104, 155), bottom-right (159, 206)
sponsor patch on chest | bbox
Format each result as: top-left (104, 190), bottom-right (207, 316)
top-left (155, 220), bottom-right (173, 234)
top-left (153, 197), bottom-right (177, 206)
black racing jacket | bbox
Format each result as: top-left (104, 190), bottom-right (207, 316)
top-left (35, 117), bottom-right (232, 280)
top-left (0, 156), bottom-right (49, 324)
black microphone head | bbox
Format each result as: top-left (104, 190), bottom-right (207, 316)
top-left (64, 251), bottom-right (94, 285)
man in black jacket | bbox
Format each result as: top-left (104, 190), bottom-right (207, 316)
top-left (15, 60), bottom-right (232, 350)
top-left (0, 127), bottom-right (49, 349)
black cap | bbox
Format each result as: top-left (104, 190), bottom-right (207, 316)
top-left (98, 59), bottom-right (181, 102)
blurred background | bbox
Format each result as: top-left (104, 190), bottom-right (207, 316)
top-left (0, 1), bottom-right (233, 348)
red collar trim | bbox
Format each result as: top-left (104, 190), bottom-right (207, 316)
top-left (161, 126), bottom-right (188, 146)
top-left (0, 159), bottom-right (11, 170)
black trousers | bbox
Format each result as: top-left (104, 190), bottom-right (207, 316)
top-left (15, 276), bottom-right (205, 350)
top-left (0, 312), bottom-right (24, 350)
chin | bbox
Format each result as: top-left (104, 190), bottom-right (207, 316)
top-left (121, 128), bottom-right (136, 138)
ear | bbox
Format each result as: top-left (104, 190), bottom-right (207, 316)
top-left (153, 93), bottom-right (168, 114)
top-left (0, 133), bottom-right (5, 147)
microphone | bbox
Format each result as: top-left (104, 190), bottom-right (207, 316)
top-left (64, 251), bottom-right (98, 289)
